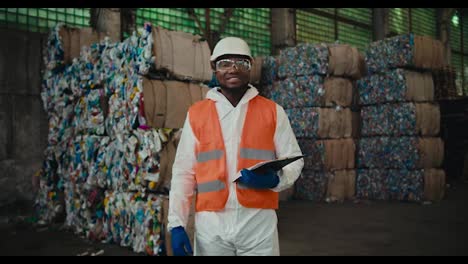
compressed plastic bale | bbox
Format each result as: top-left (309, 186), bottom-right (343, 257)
top-left (132, 127), bottom-right (165, 189)
top-left (413, 35), bottom-right (445, 70)
top-left (423, 169), bottom-right (446, 202)
top-left (355, 169), bottom-right (388, 200)
top-left (269, 75), bottom-right (322, 109)
top-left (151, 26), bottom-right (212, 82)
top-left (37, 23), bottom-right (201, 256)
top-left (361, 103), bottom-right (414, 137)
top-left (365, 33), bottom-right (444, 74)
top-left (360, 102), bottom-right (440, 137)
top-left (55, 104), bottom-right (76, 144)
top-left (262, 84), bottom-right (272, 99)
top-left (42, 23), bottom-right (153, 129)
top-left (90, 128), bottom-right (170, 193)
top-left (432, 39), bottom-right (446, 69)
top-left (357, 68), bottom-right (434, 105)
top-left (356, 169), bottom-right (424, 202)
top-left (261, 42), bottom-right (365, 84)
top-left (328, 44), bottom-right (366, 80)
top-left (105, 90), bottom-right (130, 139)
top-left (325, 170), bottom-right (356, 202)
top-left (323, 77), bottom-right (356, 107)
top-left (268, 76), bottom-right (355, 109)
top-left (417, 137), bottom-right (444, 168)
top-left (87, 136), bottom-right (111, 188)
top-left (415, 103), bottom-right (440, 136)
top-left (387, 170), bottom-right (424, 201)
top-left (105, 75), bottom-right (145, 139)
top-left (317, 107), bottom-right (358, 139)
top-left (43, 127), bottom-right (171, 241)
top-left (286, 107), bottom-right (357, 139)
top-left (38, 23), bottom-right (155, 223)
top-left (63, 182), bottom-right (107, 236)
top-left (298, 138), bottom-right (325, 170)
top-left (34, 150), bottom-right (65, 225)
top-left (294, 169), bottom-right (328, 201)
top-left (286, 107), bottom-right (319, 139)
top-left (261, 56), bottom-right (279, 86)
top-left (298, 138), bottom-right (355, 170)
top-left (142, 78), bottom-right (210, 129)
top-left (404, 71), bottom-right (435, 101)
top-left (58, 25), bottom-right (118, 65)
top-left (277, 43), bottom-right (329, 79)
top-left (357, 137), bottom-right (444, 169)
top-left (122, 128), bottom-right (172, 193)
top-left (41, 69), bottom-right (80, 115)
top-left (60, 136), bottom-right (104, 231)
top-left (103, 139), bottom-right (127, 191)
top-left (72, 89), bottom-right (107, 136)
top-left (103, 190), bottom-right (165, 255)
top-left (157, 130), bottom-right (181, 193)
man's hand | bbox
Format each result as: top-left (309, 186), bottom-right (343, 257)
top-left (238, 168), bottom-right (279, 189)
top-left (171, 226), bottom-right (193, 256)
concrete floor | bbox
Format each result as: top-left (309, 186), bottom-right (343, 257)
top-left (1, 180), bottom-right (468, 256)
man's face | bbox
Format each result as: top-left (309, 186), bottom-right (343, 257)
top-left (213, 55), bottom-right (251, 91)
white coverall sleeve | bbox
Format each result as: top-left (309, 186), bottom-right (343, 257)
top-left (167, 113), bottom-right (197, 231)
top-left (271, 104), bottom-right (304, 192)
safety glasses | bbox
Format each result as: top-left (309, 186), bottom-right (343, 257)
top-left (215, 59), bottom-right (252, 72)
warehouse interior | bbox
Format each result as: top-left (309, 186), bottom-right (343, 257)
top-left (0, 8), bottom-right (468, 256)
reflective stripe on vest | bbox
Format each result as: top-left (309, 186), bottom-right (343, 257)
top-left (197, 149), bottom-right (224, 163)
top-left (197, 179), bottom-right (226, 193)
top-left (239, 148), bottom-right (275, 161)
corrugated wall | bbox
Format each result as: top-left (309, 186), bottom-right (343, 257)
top-left (411, 8), bottom-right (437, 38)
top-left (296, 8), bottom-right (373, 51)
top-left (0, 8), bottom-right (90, 32)
top-left (450, 11), bottom-right (468, 96)
top-left (389, 8), bottom-right (410, 35)
top-left (136, 8), bottom-right (271, 57)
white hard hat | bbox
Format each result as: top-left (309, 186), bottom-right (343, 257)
top-left (210, 37), bottom-right (253, 62)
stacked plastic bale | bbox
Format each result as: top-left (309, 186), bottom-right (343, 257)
top-left (140, 26), bottom-right (214, 255)
top-left (262, 43), bottom-right (365, 202)
top-left (36, 23), bottom-right (184, 255)
top-left (356, 33), bottom-right (446, 203)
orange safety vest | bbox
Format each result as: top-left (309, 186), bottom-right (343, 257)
top-left (189, 95), bottom-right (279, 212)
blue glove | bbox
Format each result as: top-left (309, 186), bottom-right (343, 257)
top-left (171, 226), bottom-right (193, 256)
top-left (238, 168), bottom-right (280, 189)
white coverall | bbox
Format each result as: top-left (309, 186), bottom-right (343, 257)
top-left (168, 85), bottom-right (304, 256)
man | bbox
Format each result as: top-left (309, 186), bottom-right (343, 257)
top-left (168, 37), bottom-right (304, 256)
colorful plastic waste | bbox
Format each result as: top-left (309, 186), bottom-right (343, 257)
top-left (356, 169), bottom-right (424, 202)
top-left (36, 23), bottom-right (176, 255)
